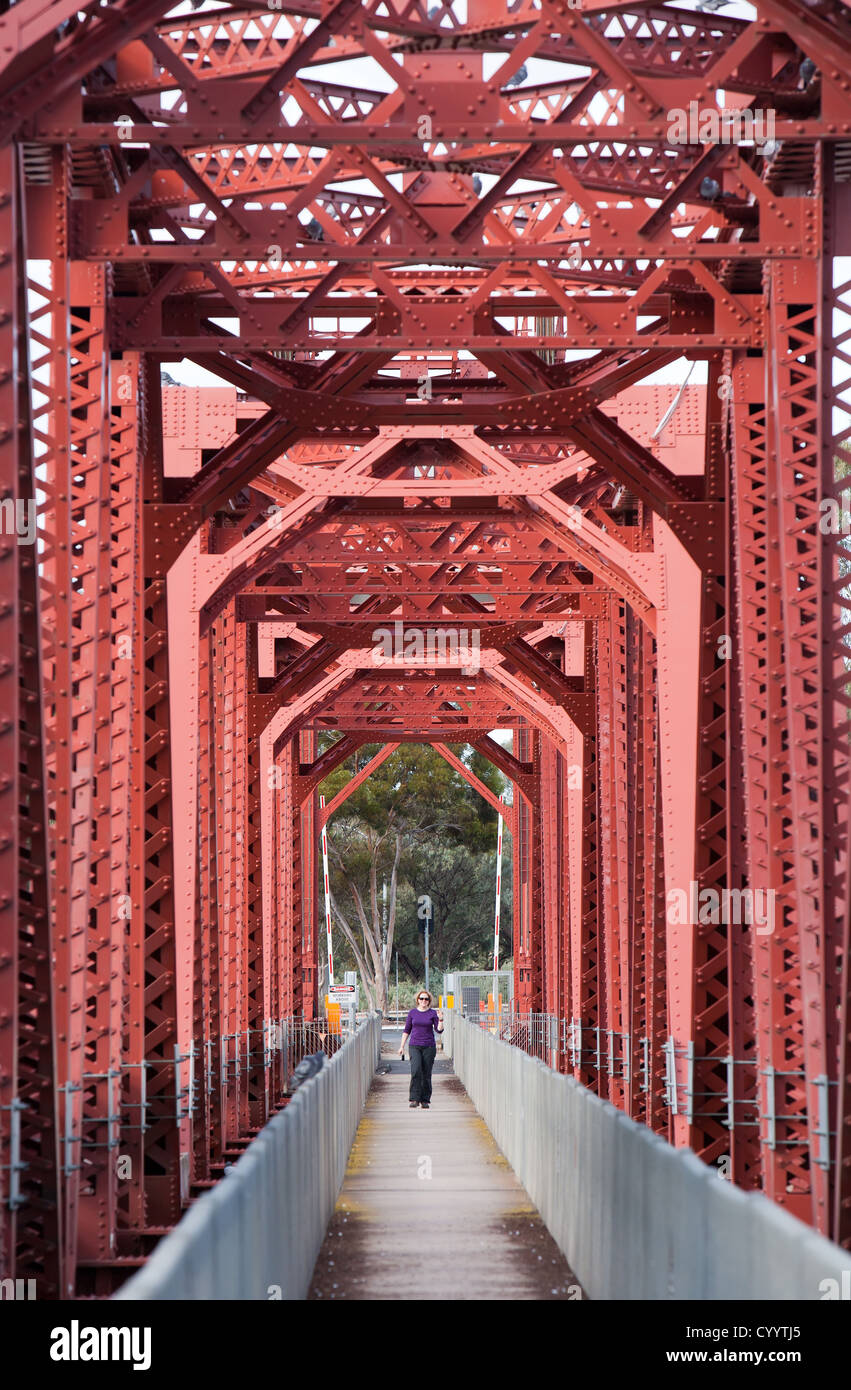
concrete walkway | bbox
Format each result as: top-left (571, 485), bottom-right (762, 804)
top-left (308, 1030), bottom-right (585, 1301)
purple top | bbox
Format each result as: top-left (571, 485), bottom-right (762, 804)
top-left (404, 1007), bottom-right (442, 1048)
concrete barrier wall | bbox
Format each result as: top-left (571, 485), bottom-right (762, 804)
top-left (115, 1016), bottom-right (381, 1301)
top-left (444, 1011), bottom-right (851, 1301)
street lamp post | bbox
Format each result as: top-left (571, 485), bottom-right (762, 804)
top-left (417, 892), bottom-right (433, 993)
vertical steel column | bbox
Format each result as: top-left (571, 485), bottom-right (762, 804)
top-left (622, 609), bottom-right (638, 1118)
top-left (37, 246), bottom-right (113, 1291)
top-left (655, 470), bottom-right (729, 1160)
top-left (267, 742), bottom-right (284, 1101)
top-left (572, 620), bottom-right (600, 1091)
top-left (511, 734), bottom-right (525, 1010)
top-left (723, 346), bottom-right (760, 1198)
top-left (231, 605), bottom-right (249, 1133)
top-left (625, 610), bottom-right (642, 1121)
top-left (108, 352), bottom-right (144, 1258)
top-left (243, 628), bottom-right (266, 1127)
top-left (528, 731), bottom-right (544, 1015)
top-left (768, 274), bottom-right (832, 1227)
top-left (555, 748), bottom-right (568, 1038)
top-left (194, 609), bottom-right (222, 1182)
top-left (72, 265), bottom-right (121, 1282)
top-left (36, 166), bottom-right (89, 1296)
top-left (276, 738), bottom-right (291, 1021)
top-left (300, 730), bottom-right (317, 1020)
top-left (560, 738), bottom-right (574, 1055)
top-left (0, 145), bottom-right (60, 1296)
top-left (597, 600), bottom-right (630, 1107)
top-left (287, 737), bottom-right (304, 1019)
top-left (631, 627), bottom-right (667, 1132)
top-left (272, 735), bottom-right (305, 1022)
top-left (213, 605), bottom-right (242, 1149)
top-left (116, 359), bottom-right (146, 1252)
top-left (769, 191), bottom-right (849, 1233)
top-left (829, 168), bottom-right (851, 1248)
top-left (540, 739), bottom-right (561, 1022)
top-left (595, 611), bottom-right (613, 1098)
top-left (730, 354), bottom-right (799, 1206)
top-left (514, 723), bottom-right (541, 1011)
top-left (135, 359), bottom-right (180, 1232)
top-left (687, 505), bottom-right (730, 1168)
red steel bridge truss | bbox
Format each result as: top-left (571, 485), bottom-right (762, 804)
top-left (0, 0), bottom-right (850, 1296)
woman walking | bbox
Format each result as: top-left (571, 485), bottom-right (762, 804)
top-left (399, 990), bottom-right (444, 1109)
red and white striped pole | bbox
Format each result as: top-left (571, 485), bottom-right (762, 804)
top-left (492, 797), bottom-right (505, 1009)
top-left (319, 795), bottom-right (335, 989)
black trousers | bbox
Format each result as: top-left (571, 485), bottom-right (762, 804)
top-left (408, 1045), bottom-right (436, 1103)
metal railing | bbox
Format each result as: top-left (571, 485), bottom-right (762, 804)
top-left (444, 1013), bottom-right (851, 1300)
top-left (468, 1008), bottom-right (559, 1066)
top-left (115, 1014), bottom-right (381, 1301)
top-left (268, 1017), bottom-right (348, 1090)
top-left (459, 1009), bottom-right (823, 1151)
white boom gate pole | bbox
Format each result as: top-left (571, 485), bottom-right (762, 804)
top-left (319, 796), bottom-right (335, 988)
top-left (492, 797), bottom-right (505, 1012)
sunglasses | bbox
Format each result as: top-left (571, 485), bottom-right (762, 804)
top-left (418, 996), bottom-right (429, 1001)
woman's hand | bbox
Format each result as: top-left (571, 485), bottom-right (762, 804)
top-left (436, 1008), bottom-right (444, 1022)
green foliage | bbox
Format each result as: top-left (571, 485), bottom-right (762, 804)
top-left (318, 741), bottom-right (512, 995)
top-left (394, 836), bottom-right (513, 975)
top-left (321, 742), bottom-right (503, 847)
top-left (835, 445), bottom-right (851, 482)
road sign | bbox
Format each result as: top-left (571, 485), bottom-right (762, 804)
top-left (328, 984), bottom-right (356, 997)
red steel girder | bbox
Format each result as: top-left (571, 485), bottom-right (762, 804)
top-left (5, 0), bottom-right (851, 1296)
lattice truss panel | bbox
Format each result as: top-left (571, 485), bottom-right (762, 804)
top-left (0, 0), bottom-right (850, 1294)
